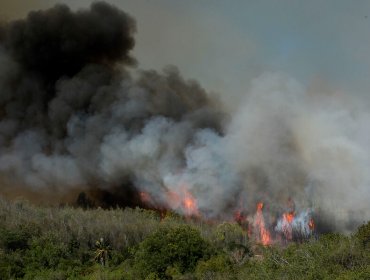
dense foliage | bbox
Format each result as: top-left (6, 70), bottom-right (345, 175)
top-left (134, 225), bottom-right (212, 278)
top-left (0, 197), bottom-right (369, 279)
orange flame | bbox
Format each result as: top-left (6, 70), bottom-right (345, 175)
top-left (257, 202), bottom-right (264, 211)
top-left (308, 218), bottom-right (315, 230)
top-left (166, 186), bottom-right (199, 218)
top-left (284, 212), bottom-right (295, 223)
top-left (182, 189), bottom-right (199, 217)
top-left (255, 202), bottom-right (271, 245)
top-left (281, 211), bottom-right (295, 240)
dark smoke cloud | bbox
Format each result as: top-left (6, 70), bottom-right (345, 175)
top-left (0, 2), bottom-right (224, 207)
top-left (0, 2), bottom-right (136, 139)
top-left (2, 2), bottom-right (136, 82)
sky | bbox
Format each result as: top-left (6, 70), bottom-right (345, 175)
top-left (1, 0), bottom-right (370, 109)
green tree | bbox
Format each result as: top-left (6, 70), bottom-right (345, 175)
top-left (134, 225), bottom-right (213, 279)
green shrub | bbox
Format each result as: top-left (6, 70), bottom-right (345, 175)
top-left (25, 233), bottom-right (69, 270)
top-left (195, 254), bottom-right (234, 280)
top-left (0, 250), bottom-right (26, 279)
top-left (214, 222), bottom-right (247, 247)
top-left (213, 222), bottom-right (251, 266)
top-left (134, 225), bottom-right (213, 279)
top-left (0, 227), bottom-right (31, 251)
top-left (354, 221), bottom-right (370, 248)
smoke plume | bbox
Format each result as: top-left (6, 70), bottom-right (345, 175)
top-left (0, 2), bottom-right (369, 233)
top-left (0, 1), bottom-right (223, 201)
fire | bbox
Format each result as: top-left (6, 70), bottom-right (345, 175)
top-left (308, 218), bottom-right (315, 230)
top-left (284, 212), bottom-right (295, 223)
top-left (182, 189), bottom-right (199, 217)
top-left (140, 188), bottom-right (315, 245)
top-left (254, 202), bottom-right (272, 246)
top-left (257, 202), bottom-right (264, 211)
top-left (281, 211), bottom-right (295, 240)
top-left (275, 208), bottom-right (315, 241)
top-left (166, 186), bottom-right (199, 218)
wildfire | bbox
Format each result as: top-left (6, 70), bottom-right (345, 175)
top-left (257, 202), bottom-right (264, 211)
top-left (284, 212), bottom-right (295, 223)
top-left (140, 187), bottom-right (315, 245)
top-left (182, 189), bottom-right (199, 217)
top-left (254, 202), bottom-right (272, 246)
top-left (280, 211), bottom-right (295, 240)
top-left (236, 199), bottom-right (315, 245)
top-left (275, 208), bottom-right (315, 241)
top-left (308, 218), bottom-right (315, 230)
top-left (165, 186), bottom-right (200, 218)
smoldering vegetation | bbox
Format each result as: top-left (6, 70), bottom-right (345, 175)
top-left (0, 1), bottom-right (369, 233)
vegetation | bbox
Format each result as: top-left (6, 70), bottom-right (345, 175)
top-left (0, 197), bottom-right (369, 279)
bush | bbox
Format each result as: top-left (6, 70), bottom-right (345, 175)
top-left (214, 222), bottom-right (251, 265)
top-left (0, 227), bottom-right (31, 252)
top-left (134, 225), bottom-right (213, 279)
top-left (0, 250), bottom-right (26, 279)
top-left (195, 254), bottom-right (234, 280)
top-left (25, 233), bottom-right (69, 270)
top-left (354, 221), bottom-right (370, 248)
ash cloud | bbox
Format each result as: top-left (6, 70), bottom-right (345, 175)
top-left (0, 1), bottom-right (369, 233)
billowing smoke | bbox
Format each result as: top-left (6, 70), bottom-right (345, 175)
top-left (165, 73), bottom-right (370, 232)
top-left (0, 2), bottom-right (369, 233)
top-left (0, 1), bottom-right (223, 202)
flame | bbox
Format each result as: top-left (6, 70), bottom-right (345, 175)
top-left (308, 218), bottom-right (315, 230)
top-left (280, 211), bottom-right (295, 240)
top-left (166, 185), bottom-right (199, 218)
top-left (142, 188), bottom-right (315, 244)
top-left (182, 189), bottom-right (199, 217)
top-left (254, 202), bottom-right (271, 245)
top-left (284, 212), bottom-right (295, 223)
top-left (257, 202), bottom-right (264, 211)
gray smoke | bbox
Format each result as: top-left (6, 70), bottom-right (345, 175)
top-left (0, 2), bottom-right (368, 233)
top-left (0, 2), bottom-right (223, 196)
top-left (162, 72), bottom-right (370, 232)
top-left (177, 73), bottom-right (370, 232)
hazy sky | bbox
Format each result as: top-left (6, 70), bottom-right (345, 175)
top-left (1, 0), bottom-right (370, 109)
